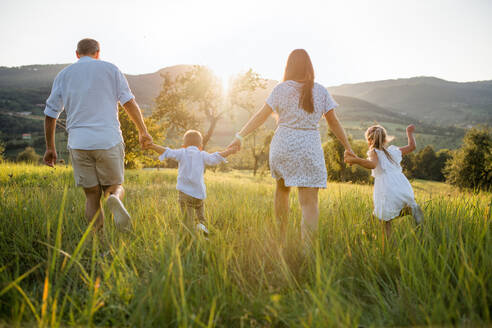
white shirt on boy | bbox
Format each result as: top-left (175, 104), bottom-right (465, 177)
top-left (159, 146), bottom-right (226, 199)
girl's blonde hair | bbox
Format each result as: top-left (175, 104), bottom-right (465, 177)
top-left (365, 125), bottom-right (395, 163)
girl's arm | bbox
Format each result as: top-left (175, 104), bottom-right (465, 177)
top-left (400, 124), bottom-right (416, 155)
top-left (324, 110), bottom-right (354, 154)
top-left (345, 150), bottom-right (379, 169)
top-left (227, 103), bottom-right (273, 149)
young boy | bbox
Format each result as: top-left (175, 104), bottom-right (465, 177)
top-left (148, 130), bottom-right (238, 234)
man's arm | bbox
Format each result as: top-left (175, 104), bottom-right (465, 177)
top-left (44, 116), bottom-right (58, 167)
top-left (121, 99), bottom-right (153, 149)
top-left (400, 124), bottom-right (416, 155)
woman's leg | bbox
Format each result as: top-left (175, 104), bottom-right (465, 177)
top-left (297, 187), bottom-right (319, 242)
top-left (275, 179), bottom-right (291, 230)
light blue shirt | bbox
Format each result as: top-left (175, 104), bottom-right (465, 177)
top-left (159, 146), bottom-right (226, 199)
top-left (44, 56), bottom-right (134, 150)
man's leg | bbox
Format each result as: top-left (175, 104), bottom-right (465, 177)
top-left (83, 185), bottom-right (104, 230)
top-left (104, 184), bottom-right (124, 200)
top-left (104, 184), bottom-right (131, 229)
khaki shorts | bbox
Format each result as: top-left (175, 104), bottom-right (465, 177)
top-left (69, 143), bottom-right (125, 188)
top-left (178, 191), bottom-right (205, 223)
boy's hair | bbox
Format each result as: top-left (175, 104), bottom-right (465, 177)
top-left (365, 125), bottom-right (395, 163)
top-left (183, 130), bottom-right (203, 148)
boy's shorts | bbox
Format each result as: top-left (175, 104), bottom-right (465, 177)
top-left (178, 191), bottom-right (205, 222)
top-left (69, 142), bottom-right (125, 188)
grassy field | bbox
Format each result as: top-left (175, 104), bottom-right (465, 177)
top-left (0, 163), bottom-right (490, 327)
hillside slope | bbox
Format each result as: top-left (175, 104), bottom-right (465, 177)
top-left (328, 76), bottom-right (492, 126)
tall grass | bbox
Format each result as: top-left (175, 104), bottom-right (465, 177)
top-left (0, 163), bottom-right (490, 327)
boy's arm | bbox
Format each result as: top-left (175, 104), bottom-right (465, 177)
top-left (149, 143), bottom-right (167, 155)
top-left (344, 150), bottom-right (378, 169)
top-left (203, 146), bottom-right (238, 166)
top-left (218, 146), bottom-right (238, 158)
top-left (400, 124), bottom-right (416, 155)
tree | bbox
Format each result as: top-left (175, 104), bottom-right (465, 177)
top-left (444, 126), bottom-right (492, 190)
top-left (16, 146), bottom-right (41, 163)
top-left (229, 69), bottom-right (271, 175)
top-left (119, 105), bottom-right (165, 169)
top-left (153, 65), bottom-right (225, 149)
top-left (324, 132), bottom-right (371, 183)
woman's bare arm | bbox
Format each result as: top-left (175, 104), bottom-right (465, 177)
top-left (324, 110), bottom-right (353, 153)
top-left (228, 103), bottom-right (273, 149)
top-left (400, 124), bottom-right (416, 155)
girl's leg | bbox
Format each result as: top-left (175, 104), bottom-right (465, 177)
top-left (275, 179), bottom-right (291, 229)
top-left (297, 187), bottom-right (319, 242)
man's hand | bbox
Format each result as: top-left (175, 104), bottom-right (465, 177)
top-left (406, 124), bottom-right (416, 134)
top-left (44, 149), bottom-right (58, 167)
top-left (139, 131), bottom-right (153, 150)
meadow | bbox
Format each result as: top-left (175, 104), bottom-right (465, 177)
top-left (0, 163), bottom-right (490, 327)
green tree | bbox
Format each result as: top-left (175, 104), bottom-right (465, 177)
top-left (444, 126), bottom-right (492, 190)
top-left (324, 132), bottom-right (371, 183)
top-left (153, 65), bottom-right (224, 149)
top-left (16, 146), bottom-right (41, 163)
top-left (119, 105), bottom-right (165, 169)
top-left (230, 69), bottom-right (271, 175)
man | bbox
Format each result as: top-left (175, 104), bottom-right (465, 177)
top-left (43, 38), bottom-right (152, 230)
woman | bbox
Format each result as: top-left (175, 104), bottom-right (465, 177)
top-left (229, 49), bottom-right (353, 241)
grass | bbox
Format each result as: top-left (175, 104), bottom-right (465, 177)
top-left (0, 163), bottom-right (490, 327)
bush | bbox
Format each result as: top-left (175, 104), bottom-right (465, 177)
top-left (444, 126), bottom-right (492, 190)
top-left (16, 146), bottom-right (41, 163)
top-left (401, 146), bottom-right (452, 182)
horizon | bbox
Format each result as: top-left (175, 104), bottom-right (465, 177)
top-left (2, 62), bottom-right (491, 87)
top-left (1, 0), bottom-right (492, 86)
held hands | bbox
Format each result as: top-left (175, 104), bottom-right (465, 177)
top-left (139, 131), bottom-right (153, 150)
top-left (343, 149), bottom-right (358, 165)
top-left (43, 149), bottom-right (58, 167)
top-left (227, 138), bottom-right (242, 152)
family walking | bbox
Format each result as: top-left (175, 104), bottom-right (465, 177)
top-left (43, 38), bottom-right (423, 242)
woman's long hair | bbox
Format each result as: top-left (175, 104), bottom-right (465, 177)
top-left (283, 49), bottom-right (315, 113)
top-left (365, 125), bottom-right (395, 163)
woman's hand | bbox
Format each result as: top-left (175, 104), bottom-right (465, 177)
top-left (344, 150), bottom-right (358, 164)
top-left (227, 138), bottom-right (242, 151)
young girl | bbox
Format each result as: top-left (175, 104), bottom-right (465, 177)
top-left (148, 130), bottom-right (238, 235)
top-left (344, 124), bottom-right (423, 236)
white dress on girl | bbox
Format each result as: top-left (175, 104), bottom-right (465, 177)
top-left (371, 145), bottom-right (418, 221)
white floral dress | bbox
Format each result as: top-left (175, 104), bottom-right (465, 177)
top-left (371, 145), bottom-right (418, 221)
top-left (266, 80), bottom-right (338, 188)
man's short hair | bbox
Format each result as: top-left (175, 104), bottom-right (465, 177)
top-left (183, 130), bottom-right (203, 148)
top-left (77, 38), bottom-right (100, 56)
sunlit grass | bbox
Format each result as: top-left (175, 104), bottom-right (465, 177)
top-left (0, 163), bottom-right (490, 326)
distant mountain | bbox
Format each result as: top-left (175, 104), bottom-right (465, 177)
top-left (328, 76), bottom-right (492, 126)
top-left (0, 63), bottom-right (190, 110)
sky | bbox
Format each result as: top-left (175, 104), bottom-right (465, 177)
top-left (0, 0), bottom-right (491, 86)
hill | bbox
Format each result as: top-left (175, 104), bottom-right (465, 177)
top-left (0, 64), bottom-right (478, 155)
top-left (328, 76), bottom-right (492, 126)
